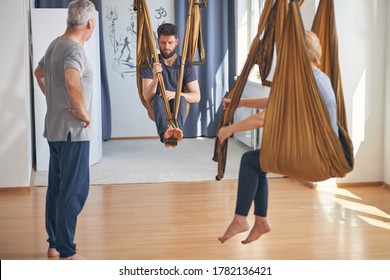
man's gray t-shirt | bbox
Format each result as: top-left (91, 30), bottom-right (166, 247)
top-left (313, 68), bottom-right (339, 137)
top-left (38, 38), bottom-right (93, 142)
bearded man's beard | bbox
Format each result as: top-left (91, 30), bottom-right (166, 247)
top-left (160, 48), bottom-right (176, 59)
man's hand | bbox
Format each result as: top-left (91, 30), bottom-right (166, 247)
top-left (153, 62), bottom-right (162, 80)
top-left (165, 90), bottom-right (176, 100)
top-left (67, 108), bottom-right (91, 128)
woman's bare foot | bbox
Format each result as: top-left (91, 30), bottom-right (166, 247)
top-left (47, 248), bottom-right (59, 258)
top-left (241, 216), bottom-right (271, 244)
top-left (218, 215), bottom-right (250, 244)
top-left (60, 253), bottom-right (86, 260)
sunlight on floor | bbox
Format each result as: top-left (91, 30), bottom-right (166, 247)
top-left (358, 215), bottom-right (390, 230)
top-left (316, 180), bottom-right (390, 231)
top-left (316, 179), bottom-right (361, 200)
top-left (333, 198), bottom-right (390, 220)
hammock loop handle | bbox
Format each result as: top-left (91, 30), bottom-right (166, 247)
top-left (138, 0), bottom-right (172, 124)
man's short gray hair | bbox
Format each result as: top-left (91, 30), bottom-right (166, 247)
top-left (67, 0), bottom-right (96, 26)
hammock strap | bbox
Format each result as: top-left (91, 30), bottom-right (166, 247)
top-left (188, 0), bottom-right (206, 65)
top-left (173, 0), bottom-right (196, 126)
top-left (311, 0), bottom-right (348, 130)
top-left (134, 0), bottom-right (174, 126)
top-left (213, 0), bottom-right (275, 180)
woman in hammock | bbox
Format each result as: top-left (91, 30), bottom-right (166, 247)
top-left (141, 23), bottom-right (201, 146)
top-left (217, 30), bottom-right (339, 244)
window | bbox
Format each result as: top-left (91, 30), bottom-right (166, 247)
top-left (234, 0), bottom-right (265, 81)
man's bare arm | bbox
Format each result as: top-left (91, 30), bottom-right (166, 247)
top-left (142, 78), bottom-right (158, 102)
top-left (142, 62), bottom-right (162, 102)
top-left (181, 80), bottom-right (201, 104)
top-left (34, 66), bottom-right (46, 95)
top-left (65, 68), bottom-right (90, 127)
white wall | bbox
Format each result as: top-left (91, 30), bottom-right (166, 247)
top-left (0, 0), bottom-right (32, 187)
top-left (299, 0), bottom-right (318, 28)
top-left (101, 0), bottom-right (174, 138)
top-left (335, 0), bottom-right (387, 183)
top-left (384, 1), bottom-right (390, 185)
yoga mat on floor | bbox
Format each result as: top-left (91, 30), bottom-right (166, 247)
top-left (34, 137), bottom-right (273, 185)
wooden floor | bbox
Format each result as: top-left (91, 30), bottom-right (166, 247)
top-left (0, 178), bottom-right (389, 260)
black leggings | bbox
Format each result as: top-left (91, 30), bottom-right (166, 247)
top-left (235, 149), bottom-right (268, 217)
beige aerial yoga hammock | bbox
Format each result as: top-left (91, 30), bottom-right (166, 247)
top-left (214, 0), bottom-right (353, 182)
top-left (213, 0), bottom-right (301, 180)
top-left (134, 0), bottom-right (206, 146)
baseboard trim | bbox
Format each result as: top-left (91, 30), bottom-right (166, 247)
top-left (295, 179), bottom-right (385, 189)
top-left (0, 186), bottom-right (32, 192)
top-left (336, 181), bottom-right (384, 188)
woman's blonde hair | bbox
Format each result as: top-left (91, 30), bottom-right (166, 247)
top-left (305, 30), bottom-right (322, 66)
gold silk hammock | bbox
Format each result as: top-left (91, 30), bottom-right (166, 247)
top-left (214, 0), bottom-right (353, 182)
top-left (133, 0), bottom-right (206, 139)
top-left (213, 0), bottom-right (304, 180)
top-left (311, 0), bottom-right (347, 129)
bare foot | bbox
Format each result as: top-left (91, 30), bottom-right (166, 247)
top-left (60, 253), bottom-right (86, 260)
top-left (241, 216), bottom-right (271, 244)
top-left (47, 248), bottom-right (59, 258)
top-left (164, 127), bottom-right (183, 141)
top-left (163, 127), bottom-right (183, 147)
top-left (218, 215), bottom-right (250, 244)
top-left (164, 126), bottom-right (174, 140)
top-left (172, 128), bottom-right (183, 141)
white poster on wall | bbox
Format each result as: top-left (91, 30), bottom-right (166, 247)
top-left (31, 9), bottom-right (102, 171)
top-left (102, 0), bottom-right (175, 137)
